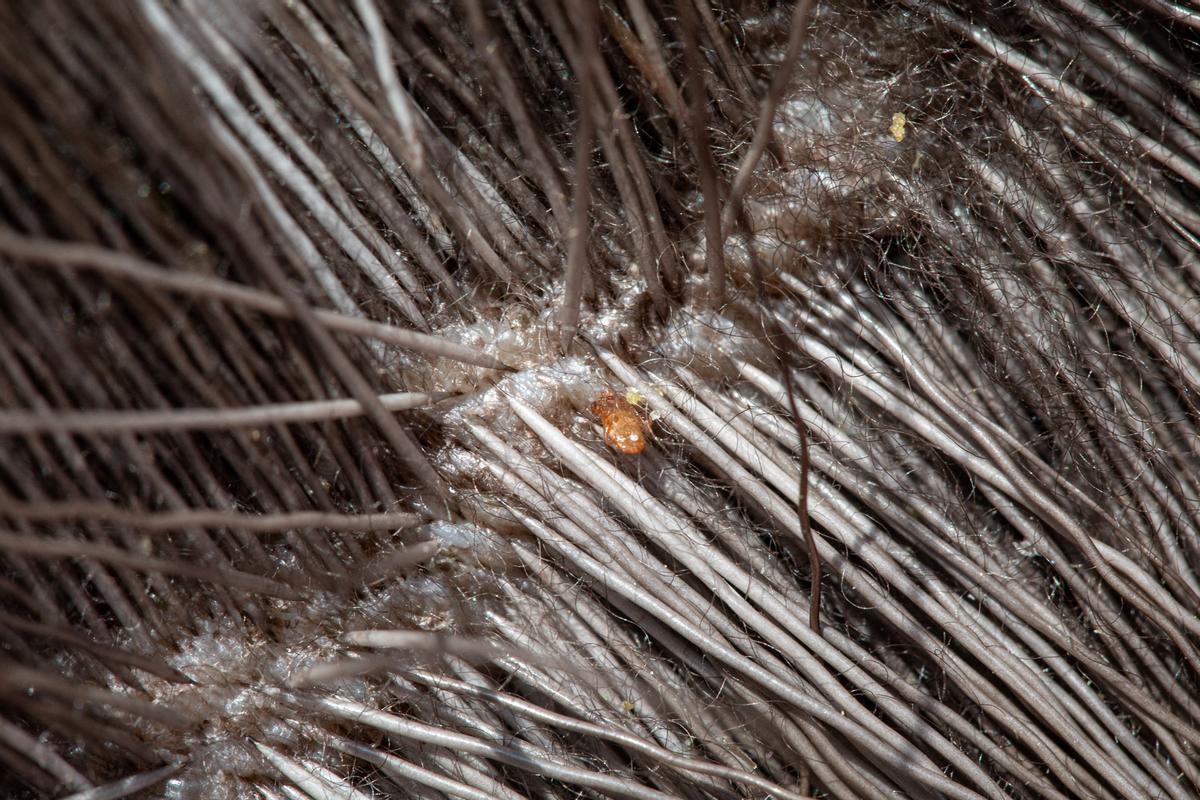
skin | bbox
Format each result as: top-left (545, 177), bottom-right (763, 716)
top-left (1, 1), bottom-right (1198, 799)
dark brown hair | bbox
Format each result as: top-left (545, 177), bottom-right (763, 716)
top-left (1, 2), bottom-right (1198, 798)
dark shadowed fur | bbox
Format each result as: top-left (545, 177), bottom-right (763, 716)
top-left (1, 1), bottom-right (1199, 798)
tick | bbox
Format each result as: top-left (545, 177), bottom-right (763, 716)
top-left (591, 390), bottom-right (648, 455)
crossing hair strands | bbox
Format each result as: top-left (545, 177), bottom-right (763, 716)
top-left (0, 1), bottom-right (1199, 799)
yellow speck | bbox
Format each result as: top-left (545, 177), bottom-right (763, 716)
top-left (624, 389), bottom-right (644, 407)
top-left (890, 111), bottom-right (907, 143)
top-left (621, 700), bottom-right (636, 712)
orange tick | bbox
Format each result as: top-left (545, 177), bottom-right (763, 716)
top-left (591, 390), bottom-right (648, 455)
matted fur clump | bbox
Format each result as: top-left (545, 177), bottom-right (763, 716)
top-left (1, 1), bottom-right (1198, 798)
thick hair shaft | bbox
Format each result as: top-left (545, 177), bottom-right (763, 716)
top-left (0, 2), bottom-right (1198, 799)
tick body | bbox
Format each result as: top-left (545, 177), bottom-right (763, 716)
top-left (591, 390), bottom-right (647, 455)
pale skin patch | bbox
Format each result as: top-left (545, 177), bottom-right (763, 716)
top-left (591, 390), bottom-right (648, 455)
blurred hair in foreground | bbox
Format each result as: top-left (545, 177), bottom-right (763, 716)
top-left (0, 1), bottom-right (1198, 798)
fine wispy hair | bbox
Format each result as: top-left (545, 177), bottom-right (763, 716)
top-left (0, 1), bottom-right (1198, 798)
